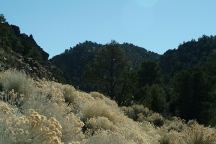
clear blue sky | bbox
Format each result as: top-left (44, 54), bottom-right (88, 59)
top-left (1, 0), bottom-right (216, 58)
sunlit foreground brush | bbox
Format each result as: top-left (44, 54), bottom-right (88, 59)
top-left (0, 70), bottom-right (215, 144)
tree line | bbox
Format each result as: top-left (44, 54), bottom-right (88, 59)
top-left (2, 14), bottom-right (216, 126)
top-left (54, 37), bottom-right (216, 126)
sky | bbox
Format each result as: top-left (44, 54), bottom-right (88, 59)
top-left (1, 0), bottom-right (216, 58)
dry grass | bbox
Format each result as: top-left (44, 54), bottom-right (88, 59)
top-left (0, 70), bottom-right (215, 144)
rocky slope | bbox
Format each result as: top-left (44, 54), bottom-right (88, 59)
top-left (0, 20), bottom-right (64, 81)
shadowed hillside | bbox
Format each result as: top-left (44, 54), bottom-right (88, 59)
top-left (51, 41), bottom-right (159, 89)
top-left (0, 15), bottom-right (65, 81)
top-left (51, 35), bottom-right (216, 126)
top-left (160, 35), bottom-right (216, 80)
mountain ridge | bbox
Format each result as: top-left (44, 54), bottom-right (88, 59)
top-left (0, 18), bottom-right (65, 81)
top-left (1, 15), bottom-right (216, 126)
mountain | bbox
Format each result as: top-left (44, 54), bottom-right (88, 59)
top-left (158, 35), bottom-right (216, 125)
top-left (0, 19), bottom-right (64, 81)
top-left (51, 35), bottom-right (216, 88)
top-left (0, 15), bottom-right (216, 143)
top-left (51, 41), bottom-right (102, 86)
top-left (51, 37), bottom-right (216, 125)
top-left (160, 35), bottom-right (216, 80)
top-left (1, 14), bottom-right (216, 126)
top-left (51, 41), bottom-right (160, 90)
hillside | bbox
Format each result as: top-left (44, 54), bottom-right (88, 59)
top-left (1, 14), bottom-right (216, 143)
top-left (157, 35), bottom-right (216, 125)
top-left (0, 70), bottom-right (215, 144)
top-left (0, 18), bottom-right (64, 81)
top-left (51, 41), bottom-right (159, 89)
top-left (160, 35), bottom-right (216, 80)
top-left (51, 35), bottom-right (216, 126)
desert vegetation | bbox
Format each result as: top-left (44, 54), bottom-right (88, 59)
top-left (1, 14), bottom-right (216, 127)
top-left (52, 36), bottom-right (216, 127)
top-left (0, 70), bottom-right (215, 144)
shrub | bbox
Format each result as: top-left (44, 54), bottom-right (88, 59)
top-left (121, 105), bottom-right (151, 121)
top-left (21, 81), bottom-right (85, 143)
top-left (90, 92), bottom-right (119, 108)
top-left (63, 85), bottom-right (76, 105)
top-left (159, 123), bottom-right (216, 144)
top-left (86, 117), bottom-right (117, 132)
top-left (0, 70), bottom-right (34, 105)
top-left (81, 100), bottom-right (121, 123)
top-left (0, 110), bottom-right (62, 144)
top-left (180, 123), bottom-right (216, 144)
top-left (162, 117), bottom-right (186, 132)
top-left (0, 70), bottom-right (215, 144)
top-left (0, 100), bottom-right (15, 115)
top-left (85, 131), bottom-right (128, 144)
top-left (122, 104), bottom-right (164, 127)
top-left (159, 133), bottom-right (180, 144)
top-left (142, 113), bottom-right (164, 127)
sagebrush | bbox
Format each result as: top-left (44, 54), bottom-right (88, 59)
top-left (0, 70), bottom-right (215, 144)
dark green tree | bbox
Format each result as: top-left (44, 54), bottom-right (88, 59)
top-left (115, 70), bottom-right (138, 105)
top-left (134, 61), bottom-right (165, 107)
top-left (174, 70), bottom-right (214, 124)
top-left (138, 84), bottom-right (167, 113)
top-left (0, 14), bottom-right (6, 23)
top-left (86, 41), bottom-right (127, 100)
top-left (137, 61), bottom-right (161, 87)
